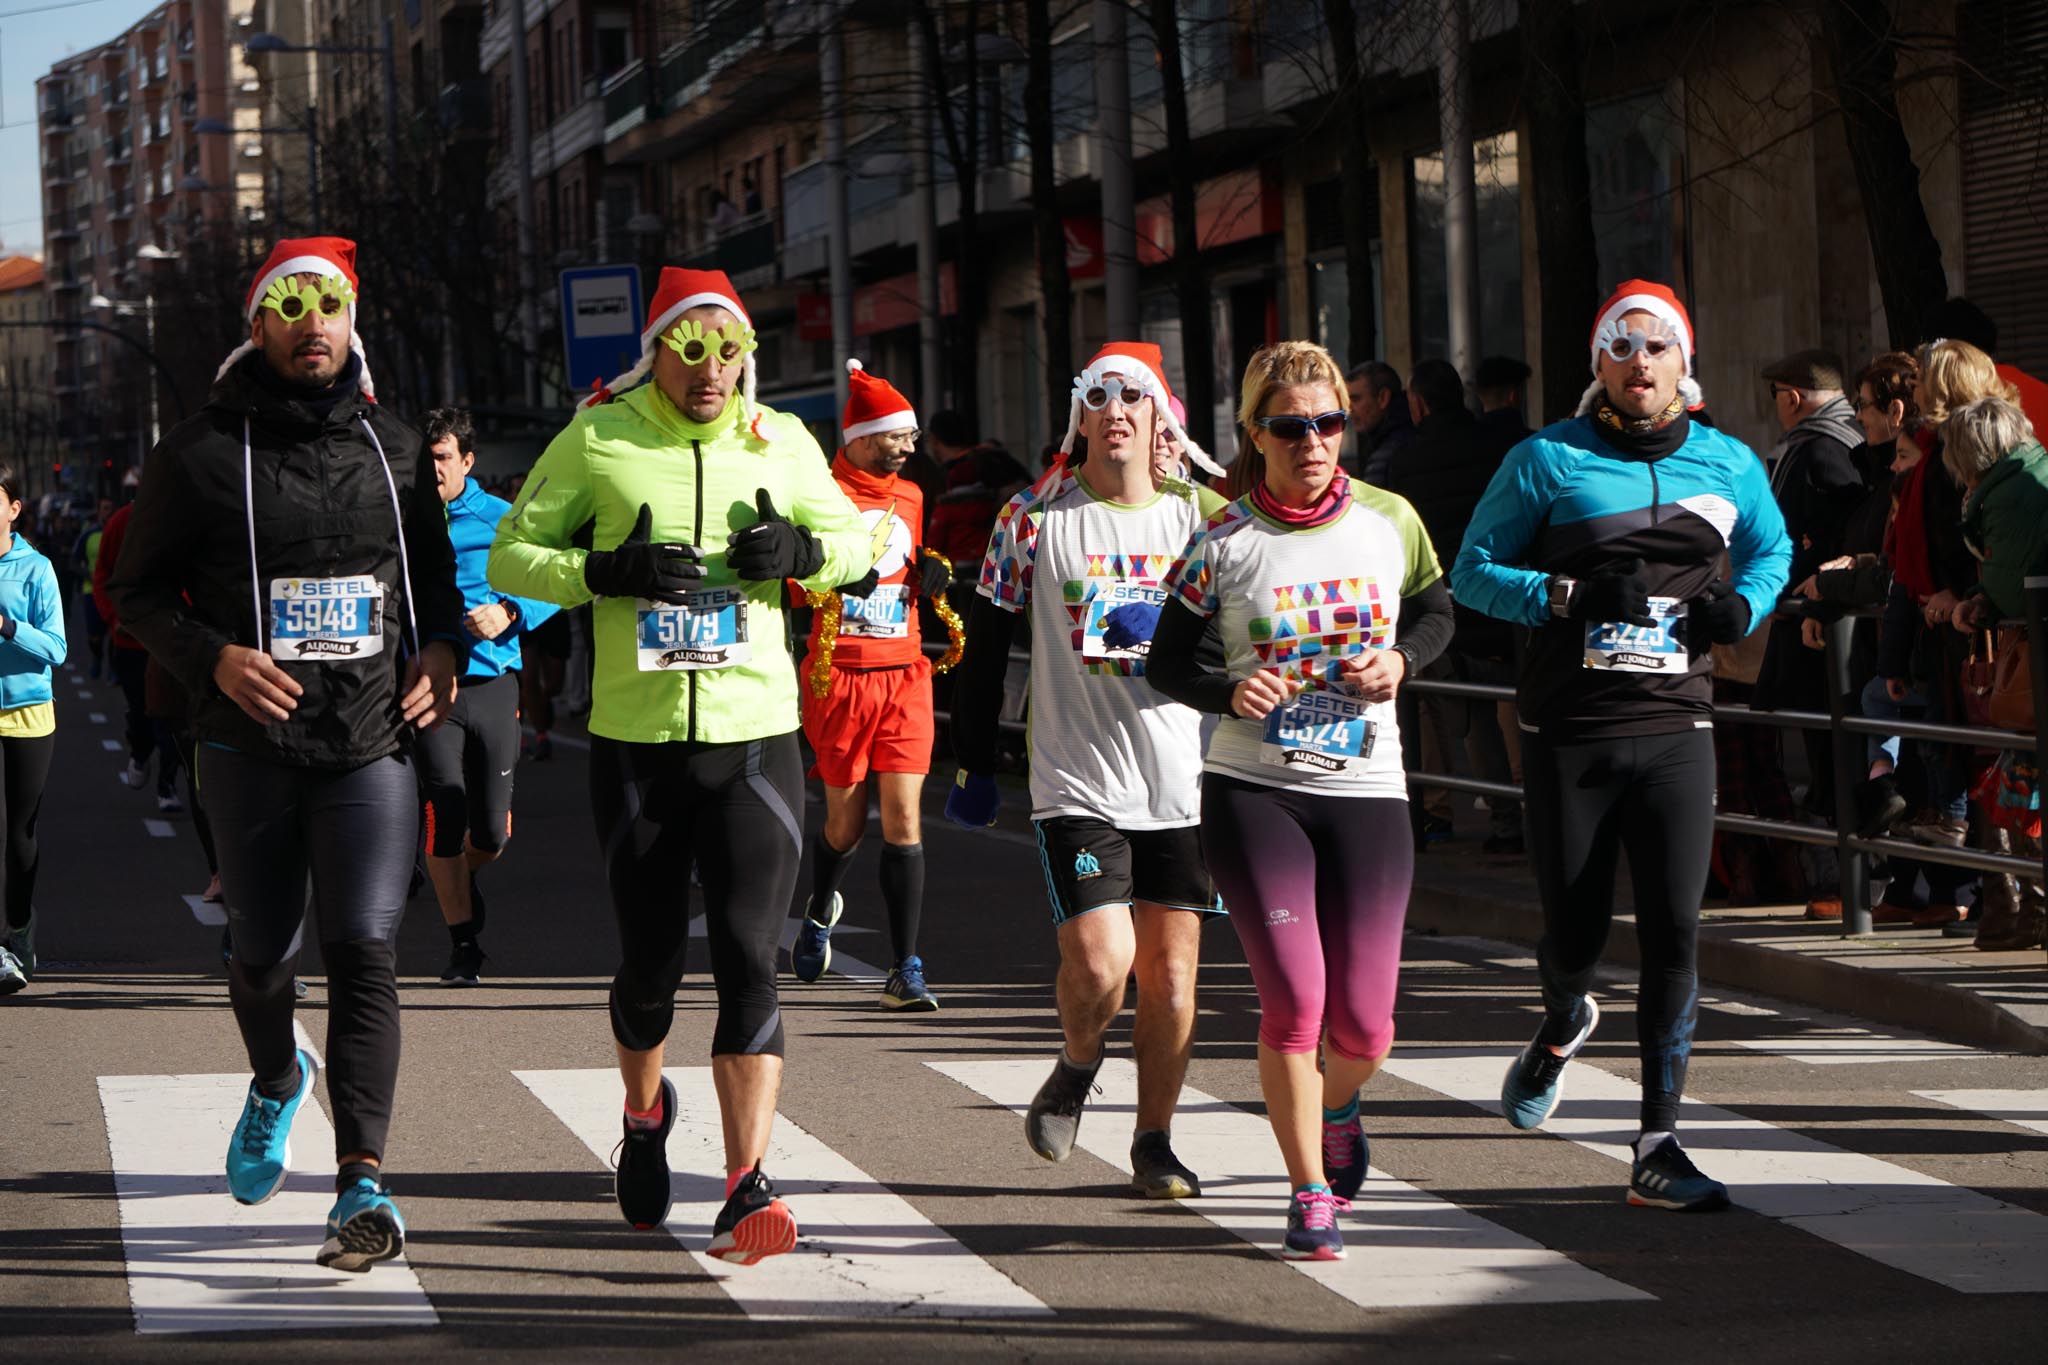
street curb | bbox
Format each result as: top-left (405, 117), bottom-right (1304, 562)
top-left (1408, 883), bottom-right (2048, 1057)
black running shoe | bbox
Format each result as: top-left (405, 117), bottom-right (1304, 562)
top-left (439, 938), bottom-right (485, 987)
top-left (612, 1076), bottom-right (677, 1230)
top-left (1129, 1130), bottom-right (1200, 1198)
top-left (1628, 1137), bottom-right (1731, 1212)
top-left (706, 1164), bottom-right (798, 1265)
top-left (1025, 1054), bottom-right (1100, 1162)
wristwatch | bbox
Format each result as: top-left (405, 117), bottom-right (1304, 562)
top-left (1391, 642), bottom-right (1419, 676)
top-left (1547, 575), bottom-right (1578, 620)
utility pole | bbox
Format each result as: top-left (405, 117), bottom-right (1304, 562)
top-left (507, 0), bottom-right (541, 407)
top-left (823, 15), bottom-right (854, 416)
top-left (911, 18), bottom-right (942, 411)
top-left (1437, 0), bottom-right (1481, 382)
top-left (1094, 0), bottom-right (1138, 340)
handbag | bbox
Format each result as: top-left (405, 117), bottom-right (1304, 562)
top-left (1960, 630), bottom-right (1997, 728)
top-left (1970, 749), bottom-right (2041, 838)
top-left (1989, 623), bottom-right (2036, 732)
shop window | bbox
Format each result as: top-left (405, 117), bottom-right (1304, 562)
top-left (1409, 131), bottom-right (1522, 368)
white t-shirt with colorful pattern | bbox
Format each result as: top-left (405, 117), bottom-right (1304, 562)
top-left (980, 467), bottom-right (1226, 826)
top-left (1162, 486), bottom-right (1441, 797)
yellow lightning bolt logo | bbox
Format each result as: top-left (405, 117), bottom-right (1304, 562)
top-left (867, 499), bottom-right (898, 567)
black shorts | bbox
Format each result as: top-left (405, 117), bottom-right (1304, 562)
top-left (1030, 815), bottom-right (1223, 926)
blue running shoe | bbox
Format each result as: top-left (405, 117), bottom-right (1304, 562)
top-left (880, 955), bottom-right (938, 1011)
top-left (1500, 994), bottom-right (1600, 1131)
top-left (317, 1177), bottom-right (407, 1272)
top-left (1321, 1111), bottom-right (1370, 1201)
top-left (1628, 1137), bottom-right (1731, 1212)
top-left (791, 892), bottom-right (841, 984)
top-left (1282, 1186), bottom-right (1350, 1261)
top-left (226, 1047), bottom-right (318, 1205)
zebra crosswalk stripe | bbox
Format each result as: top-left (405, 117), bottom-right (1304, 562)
top-left (1913, 1090), bottom-right (2048, 1137)
top-left (95, 1072), bottom-right (437, 1335)
top-left (930, 1057), bottom-right (1650, 1308)
top-left (517, 1067), bottom-right (1052, 1320)
top-left (1382, 1049), bottom-right (2048, 1294)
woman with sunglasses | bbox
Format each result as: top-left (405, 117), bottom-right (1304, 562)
top-left (1148, 340), bottom-right (1454, 1261)
top-left (1453, 280), bottom-right (1789, 1213)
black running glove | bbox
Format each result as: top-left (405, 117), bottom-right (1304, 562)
top-left (915, 548), bottom-right (952, 602)
top-left (1680, 578), bottom-right (1751, 649)
top-left (835, 567), bottom-right (881, 598)
top-left (727, 489), bottom-right (825, 581)
top-left (583, 503), bottom-right (704, 605)
top-left (1566, 558), bottom-right (1654, 627)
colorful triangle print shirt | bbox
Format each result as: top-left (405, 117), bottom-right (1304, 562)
top-left (1163, 485), bottom-right (1441, 796)
top-left (980, 467), bottom-right (1227, 826)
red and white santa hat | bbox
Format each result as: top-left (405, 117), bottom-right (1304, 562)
top-left (1058, 341), bottom-right (1223, 477)
top-left (842, 358), bottom-right (917, 440)
top-left (584, 267), bottom-right (760, 431)
top-left (214, 236), bottom-right (374, 397)
top-left (1579, 278), bottom-right (1702, 414)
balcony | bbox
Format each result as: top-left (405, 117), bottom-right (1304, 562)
top-left (439, 78), bottom-right (492, 138)
top-left (779, 122), bottom-right (912, 274)
top-left (109, 190), bottom-right (135, 220)
top-left (108, 134), bottom-right (132, 165)
top-left (655, 4), bottom-right (765, 117)
top-left (679, 215), bottom-right (778, 291)
top-left (603, 60), bottom-right (649, 142)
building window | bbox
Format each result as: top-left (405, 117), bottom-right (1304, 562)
top-left (1586, 88), bottom-right (1689, 299)
top-left (1409, 131), bottom-right (1523, 368)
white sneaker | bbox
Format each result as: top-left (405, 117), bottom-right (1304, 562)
top-left (157, 791), bottom-right (185, 814)
top-left (119, 759), bottom-right (148, 789)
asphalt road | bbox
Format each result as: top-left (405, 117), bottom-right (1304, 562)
top-left (4, 662), bottom-right (2047, 1363)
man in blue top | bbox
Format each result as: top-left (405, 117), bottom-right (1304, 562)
top-left (1453, 280), bottom-right (1790, 1213)
top-left (420, 408), bottom-right (558, 985)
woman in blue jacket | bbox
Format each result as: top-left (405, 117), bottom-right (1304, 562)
top-left (0, 461), bottom-right (69, 993)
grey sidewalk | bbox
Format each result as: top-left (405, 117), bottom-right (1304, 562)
top-left (1407, 846), bottom-right (2048, 1055)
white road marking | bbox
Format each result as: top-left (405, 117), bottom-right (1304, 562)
top-left (518, 1067), bottom-right (1050, 1320)
top-left (89, 711), bottom-right (108, 724)
top-left (1731, 1032), bottom-right (1986, 1066)
top-left (144, 819), bottom-right (175, 839)
top-left (76, 690), bottom-right (93, 700)
top-left (1381, 1050), bottom-right (2048, 1294)
top-left (182, 894), bottom-right (226, 927)
top-left (292, 1019), bottom-right (324, 1067)
top-left (96, 1072), bottom-right (436, 1334)
top-left (102, 738), bottom-right (123, 751)
top-left (1914, 1090), bottom-right (2048, 1137)
top-left (931, 1058), bottom-right (1648, 1308)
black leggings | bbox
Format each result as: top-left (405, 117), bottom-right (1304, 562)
top-left (201, 747), bottom-right (415, 1160)
top-left (1523, 727), bottom-right (1715, 1134)
top-left (1, 732), bottom-right (55, 929)
top-left (415, 671), bottom-right (521, 857)
top-left (591, 733), bottom-right (802, 1057)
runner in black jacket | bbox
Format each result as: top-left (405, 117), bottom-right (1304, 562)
top-left (108, 237), bottom-right (462, 1273)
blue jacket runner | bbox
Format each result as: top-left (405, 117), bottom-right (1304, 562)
top-left (1452, 415), bottom-right (1791, 739)
top-left (449, 478), bottom-right (558, 680)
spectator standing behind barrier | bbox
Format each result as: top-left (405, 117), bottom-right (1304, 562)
top-left (1475, 355), bottom-right (1534, 444)
top-left (1385, 358), bottom-right (1524, 854)
top-left (1345, 362), bottom-right (1415, 488)
top-left (923, 410), bottom-right (1030, 569)
top-left (1754, 350), bottom-right (1868, 832)
top-left (1946, 397), bottom-right (2048, 955)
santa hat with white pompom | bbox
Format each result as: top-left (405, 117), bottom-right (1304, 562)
top-left (841, 357), bottom-right (918, 440)
top-left (583, 267), bottom-right (762, 437)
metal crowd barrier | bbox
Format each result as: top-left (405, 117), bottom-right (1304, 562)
top-left (1404, 577), bottom-right (2048, 938)
top-left (915, 577), bottom-right (2048, 938)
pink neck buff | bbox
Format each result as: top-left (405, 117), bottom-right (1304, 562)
top-left (1251, 470), bottom-right (1353, 528)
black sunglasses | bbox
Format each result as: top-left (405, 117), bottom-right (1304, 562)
top-left (1253, 411), bottom-right (1349, 441)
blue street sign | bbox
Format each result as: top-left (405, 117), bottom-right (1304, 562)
top-left (559, 266), bottom-right (644, 397)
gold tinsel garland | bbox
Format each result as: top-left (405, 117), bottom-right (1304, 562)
top-left (804, 550), bottom-right (965, 700)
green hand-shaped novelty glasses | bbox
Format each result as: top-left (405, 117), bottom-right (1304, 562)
top-left (661, 316), bottom-right (758, 367)
top-left (259, 273), bottom-right (357, 323)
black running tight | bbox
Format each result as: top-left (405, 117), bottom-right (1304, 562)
top-left (1, 732), bottom-right (54, 929)
top-left (202, 747), bottom-right (414, 1160)
top-left (591, 733), bottom-right (802, 1058)
top-left (1523, 727), bottom-right (1715, 1133)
